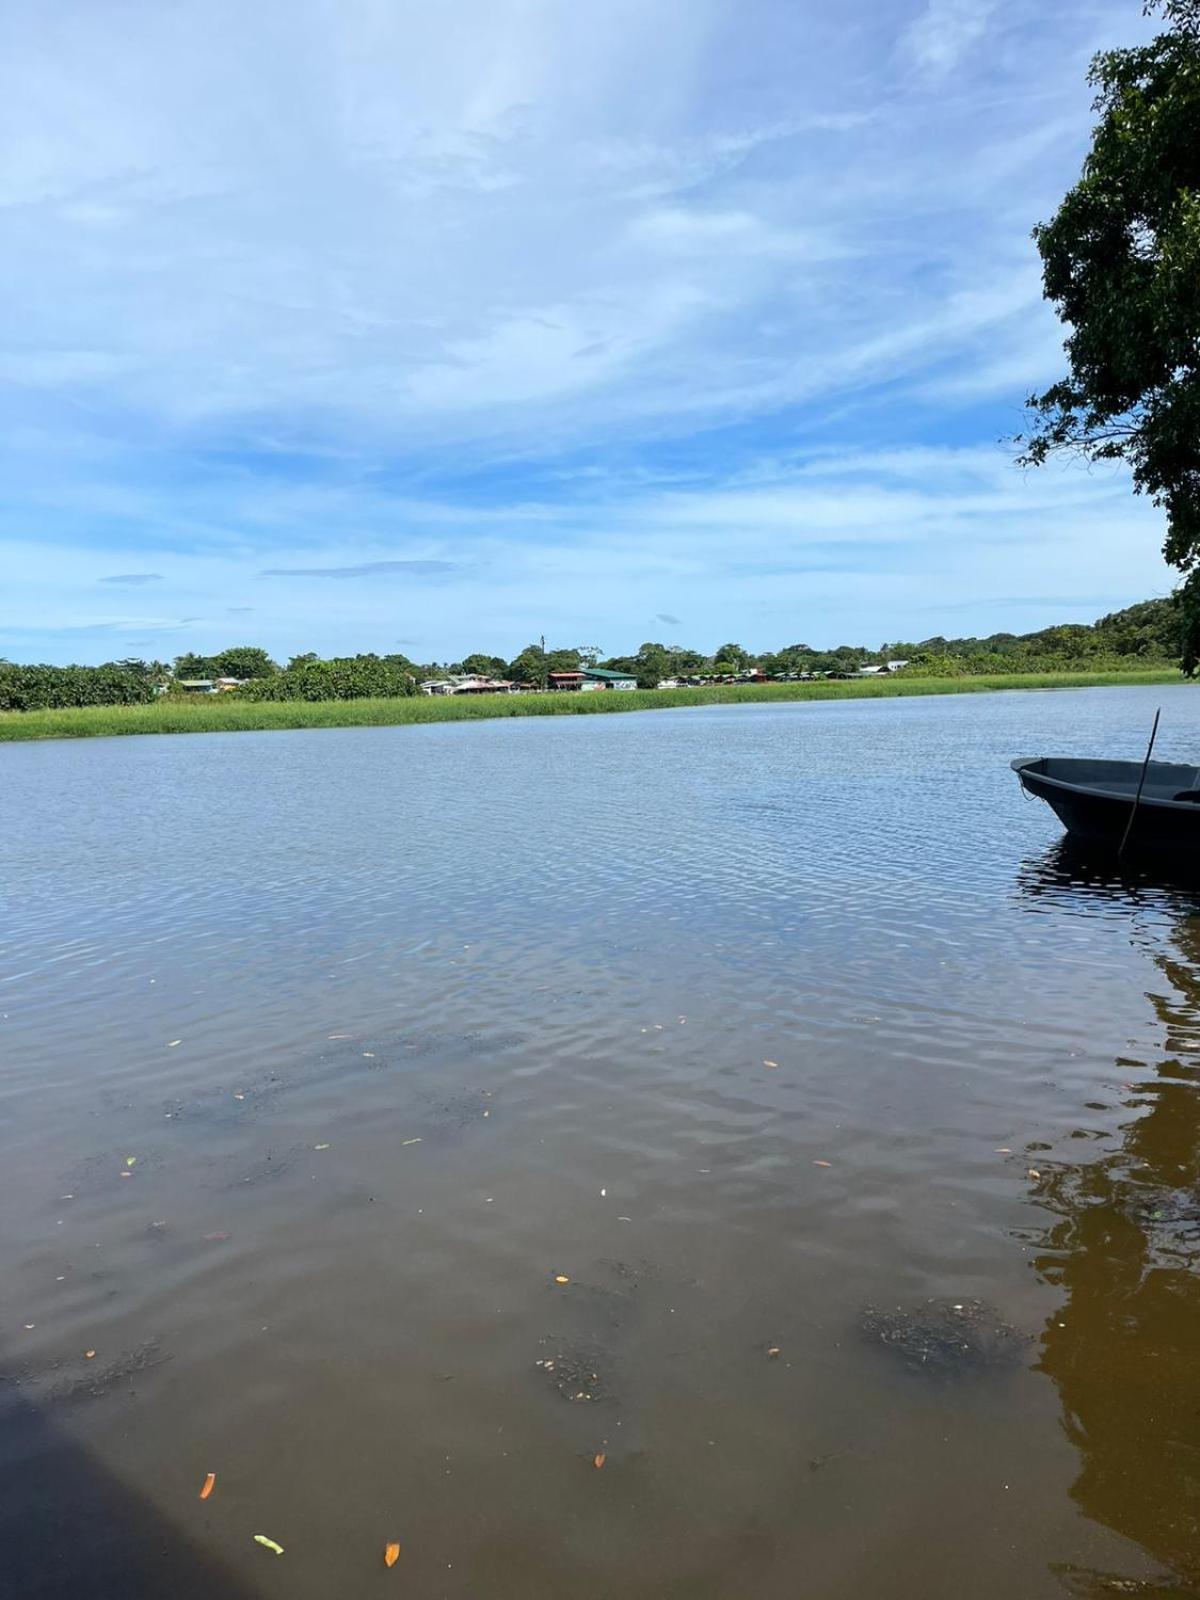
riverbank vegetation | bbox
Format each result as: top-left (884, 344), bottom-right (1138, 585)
top-left (0, 668), bottom-right (1183, 744)
top-left (0, 598), bottom-right (1186, 715)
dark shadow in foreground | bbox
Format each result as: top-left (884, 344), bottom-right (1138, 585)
top-left (0, 1369), bottom-right (261, 1600)
top-left (1018, 843), bottom-right (1200, 1597)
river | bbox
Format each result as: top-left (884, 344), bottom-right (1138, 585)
top-left (2, 683), bottom-right (1198, 1599)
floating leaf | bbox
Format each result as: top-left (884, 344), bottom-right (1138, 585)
top-left (1028, 1168), bottom-right (1042, 1181)
top-left (813, 1160), bottom-right (832, 1168)
top-left (402, 1138), bottom-right (422, 1147)
top-left (593, 1452), bottom-right (606, 1469)
top-left (167, 1040), bottom-right (182, 1048)
top-left (763, 1060), bottom-right (779, 1069)
top-left (314, 1143), bottom-right (330, 1151)
top-left (199, 1472), bottom-right (216, 1501)
top-left (766, 1347), bottom-right (781, 1357)
top-left (554, 1275), bottom-right (570, 1284)
top-left (85, 1349), bottom-right (96, 1359)
top-left (253, 1535), bottom-right (284, 1555)
top-left (385, 1542), bottom-right (401, 1568)
top-left (125, 1156), bottom-right (137, 1167)
top-left (994, 1148), bottom-right (1012, 1154)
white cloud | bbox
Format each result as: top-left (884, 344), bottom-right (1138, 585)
top-left (899, 0), bottom-right (999, 76)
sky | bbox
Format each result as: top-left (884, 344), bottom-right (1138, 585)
top-left (0, 0), bottom-right (1173, 665)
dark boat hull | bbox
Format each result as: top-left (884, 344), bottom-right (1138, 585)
top-left (1012, 757), bottom-right (1200, 856)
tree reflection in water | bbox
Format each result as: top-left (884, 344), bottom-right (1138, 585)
top-left (1018, 844), bottom-right (1200, 1598)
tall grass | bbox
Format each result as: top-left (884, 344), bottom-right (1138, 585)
top-left (0, 669), bottom-right (1184, 744)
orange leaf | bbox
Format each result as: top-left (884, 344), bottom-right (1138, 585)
top-left (385, 1542), bottom-right (401, 1568)
top-left (199, 1472), bottom-right (216, 1501)
top-left (593, 1453), bottom-right (606, 1469)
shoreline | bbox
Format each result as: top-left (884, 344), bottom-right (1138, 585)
top-left (0, 669), bottom-right (1184, 744)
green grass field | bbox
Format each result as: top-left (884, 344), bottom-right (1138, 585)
top-left (0, 668), bottom-right (1184, 743)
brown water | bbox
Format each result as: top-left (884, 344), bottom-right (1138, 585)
top-left (2, 684), bottom-right (1199, 1599)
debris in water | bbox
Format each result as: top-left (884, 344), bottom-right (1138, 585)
top-left (860, 1299), bottom-right (1027, 1376)
top-left (199, 1472), bottom-right (216, 1501)
top-left (168, 1040), bottom-right (182, 1048)
top-left (763, 1060), bottom-right (779, 1069)
top-left (125, 1156), bottom-right (137, 1167)
top-left (385, 1542), bottom-right (401, 1568)
top-left (813, 1160), bottom-right (832, 1168)
top-left (554, 1274), bottom-right (570, 1284)
top-left (314, 1143), bottom-right (330, 1151)
top-left (85, 1350), bottom-right (96, 1360)
top-left (402, 1138), bottom-right (422, 1147)
top-left (253, 1535), bottom-right (284, 1556)
top-left (593, 1452), bottom-right (606, 1469)
top-left (204, 1231), bottom-right (229, 1242)
top-left (766, 1347), bottom-right (781, 1358)
top-left (1028, 1169), bottom-right (1042, 1180)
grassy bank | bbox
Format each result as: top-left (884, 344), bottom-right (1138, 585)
top-left (0, 668), bottom-right (1184, 744)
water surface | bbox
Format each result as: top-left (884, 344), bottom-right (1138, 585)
top-left (2, 684), bottom-right (1199, 1599)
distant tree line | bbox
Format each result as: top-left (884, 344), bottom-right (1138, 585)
top-left (0, 598), bottom-right (1185, 711)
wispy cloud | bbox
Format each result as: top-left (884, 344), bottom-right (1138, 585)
top-left (257, 560), bottom-right (462, 579)
top-left (99, 572), bottom-right (163, 586)
top-left (899, 0), bottom-right (999, 77)
top-left (656, 613), bottom-right (682, 626)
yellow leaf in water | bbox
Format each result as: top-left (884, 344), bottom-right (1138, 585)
top-left (253, 1535), bottom-right (284, 1556)
top-left (593, 1453), bottom-right (606, 1469)
top-left (199, 1472), bottom-right (216, 1500)
top-left (554, 1274), bottom-right (570, 1284)
top-left (125, 1156), bottom-right (137, 1167)
top-left (384, 1542), bottom-right (401, 1568)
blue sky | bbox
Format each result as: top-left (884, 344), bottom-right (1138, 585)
top-left (1, 0), bottom-right (1170, 665)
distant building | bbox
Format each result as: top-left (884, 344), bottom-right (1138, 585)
top-left (420, 675), bottom-right (513, 696)
top-left (582, 668), bottom-right (638, 691)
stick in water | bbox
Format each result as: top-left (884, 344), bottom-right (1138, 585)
top-left (1118, 707), bottom-right (1161, 861)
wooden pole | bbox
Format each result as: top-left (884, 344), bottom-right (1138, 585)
top-left (1118, 708), bottom-right (1162, 861)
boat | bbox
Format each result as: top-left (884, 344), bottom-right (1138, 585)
top-left (1012, 757), bottom-right (1200, 855)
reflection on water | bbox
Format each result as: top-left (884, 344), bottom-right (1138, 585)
top-left (3, 684), bottom-right (1200, 1599)
top-left (1018, 845), bottom-right (1200, 1597)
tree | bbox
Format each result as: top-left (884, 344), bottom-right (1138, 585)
top-left (173, 652), bottom-right (219, 679)
top-left (214, 646), bottom-right (277, 679)
top-left (632, 641), bottom-right (670, 688)
top-left (460, 653), bottom-right (508, 678)
top-left (711, 643), bottom-right (750, 674)
top-left (1018, 0), bottom-right (1200, 668)
top-left (507, 643), bottom-right (548, 686)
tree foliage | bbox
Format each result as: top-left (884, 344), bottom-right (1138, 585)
top-left (1018, 0), bottom-right (1200, 666)
top-left (0, 661), bottom-right (156, 711)
top-left (238, 654), bottom-right (418, 702)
